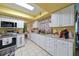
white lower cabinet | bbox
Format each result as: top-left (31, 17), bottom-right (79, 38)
top-left (48, 38), bottom-right (55, 55)
top-left (16, 34), bottom-right (25, 48)
top-left (68, 46), bottom-right (73, 56)
top-left (55, 40), bottom-right (69, 56)
top-left (67, 42), bottom-right (73, 56)
top-left (44, 37), bottom-right (49, 50)
top-left (30, 33), bottom-right (73, 56)
top-left (62, 43), bottom-right (68, 56)
top-left (55, 40), bottom-right (63, 56)
top-left (56, 47), bottom-right (62, 56)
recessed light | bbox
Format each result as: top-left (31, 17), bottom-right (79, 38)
top-left (16, 3), bottom-right (34, 11)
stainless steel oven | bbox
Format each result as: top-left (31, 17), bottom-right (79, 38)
top-left (0, 45), bottom-right (16, 56)
top-left (0, 37), bottom-right (16, 56)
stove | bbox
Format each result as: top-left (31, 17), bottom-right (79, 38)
top-left (0, 45), bottom-right (16, 56)
top-left (0, 37), bottom-right (16, 56)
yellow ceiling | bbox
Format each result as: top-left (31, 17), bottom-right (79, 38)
top-left (0, 3), bottom-right (72, 22)
top-left (0, 4), bottom-right (34, 20)
top-left (36, 3), bottom-right (71, 12)
top-left (35, 3), bottom-right (72, 20)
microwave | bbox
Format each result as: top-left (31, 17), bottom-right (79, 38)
top-left (1, 21), bottom-right (17, 27)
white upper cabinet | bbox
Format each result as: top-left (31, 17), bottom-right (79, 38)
top-left (17, 21), bottom-right (24, 28)
top-left (51, 13), bottom-right (59, 27)
top-left (50, 5), bottom-right (74, 27)
top-left (62, 5), bottom-right (74, 26)
top-left (32, 21), bottom-right (38, 28)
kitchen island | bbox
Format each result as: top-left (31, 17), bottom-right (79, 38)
top-left (30, 33), bottom-right (74, 56)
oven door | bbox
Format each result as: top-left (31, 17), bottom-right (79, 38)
top-left (0, 37), bottom-right (16, 49)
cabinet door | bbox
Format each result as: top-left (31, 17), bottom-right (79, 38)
top-left (17, 34), bottom-right (25, 47)
top-left (68, 46), bottom-right (73, 56)
top-left (70, 13), bottom-right (74, 26)
top-left (57, 11), bottom-right (61, 27)
top-left (56, 12), bottom-right (60, 27)
top-left (58, 11), bottom-right (62, 27)
top-left (31, 33), bottom-right (38, 43)
top-left (31, 33), bottom-right (34, 41)
top-left (55, 40), bottom-right (68, 56)
top-left (49, 38), bottom-right (55, 55)
top-left (21, 35), bottom-right (25, 46)
top-left (44, 37), bottom-right (50, 51)
top-left (62, 5), bottom-right (74, 26)
top-left (67, 42), bottom-right (73, 56)
top-left (39, 36), bottom-right (46, 49)
top-left (37, 36), bottom-right (42, 46)
top-left (55, 40), bottom-right (62, 56)
top-left (17, 36), bottom-right (22, 47)
top-left (66, 7), bottom-right (72, 26)
top-left (51, 13), bottom-right (58, 27)
top-left (34, 34), bottom-right (38, 43)
top-left (70, 5), bottom-right (74, 26)
top-left (61, 7), bottom-right (69, 26)
top-left (61, 42), bottom-right (68, 56)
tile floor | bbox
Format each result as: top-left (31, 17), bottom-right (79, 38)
top-left (15, 39), bottom-right (50, 56)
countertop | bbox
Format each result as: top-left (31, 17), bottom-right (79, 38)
top-left (0, 34), bottom-right (16, 40)
top-left (0, 33), bottom-right (25, 40)
top-left (44, 34), bottom-right (74, 42)
top-left (0, 35), bottom-right (16, 40)
top-left (31, 33), bottom-right (74, 43)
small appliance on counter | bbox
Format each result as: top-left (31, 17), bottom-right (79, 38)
top-left (64, 29), bottom-right (69, 39)
top-left (59, 29), bottom-right (69, 39)
top-left (59, 30), bottom-right (64, 38)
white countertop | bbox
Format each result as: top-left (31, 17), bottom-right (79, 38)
top-left (0, 35), bottom-right (16, 40)
top-left (31, 33), bottom-right (74, 43)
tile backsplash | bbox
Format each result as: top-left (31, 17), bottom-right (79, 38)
top-left (52, 26), bottom-right (75, 38)
top-left (0, 28), bottom-right (23, 34)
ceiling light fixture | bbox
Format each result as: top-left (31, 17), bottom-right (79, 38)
top-left (16, 3), bottom-right (34, 11)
